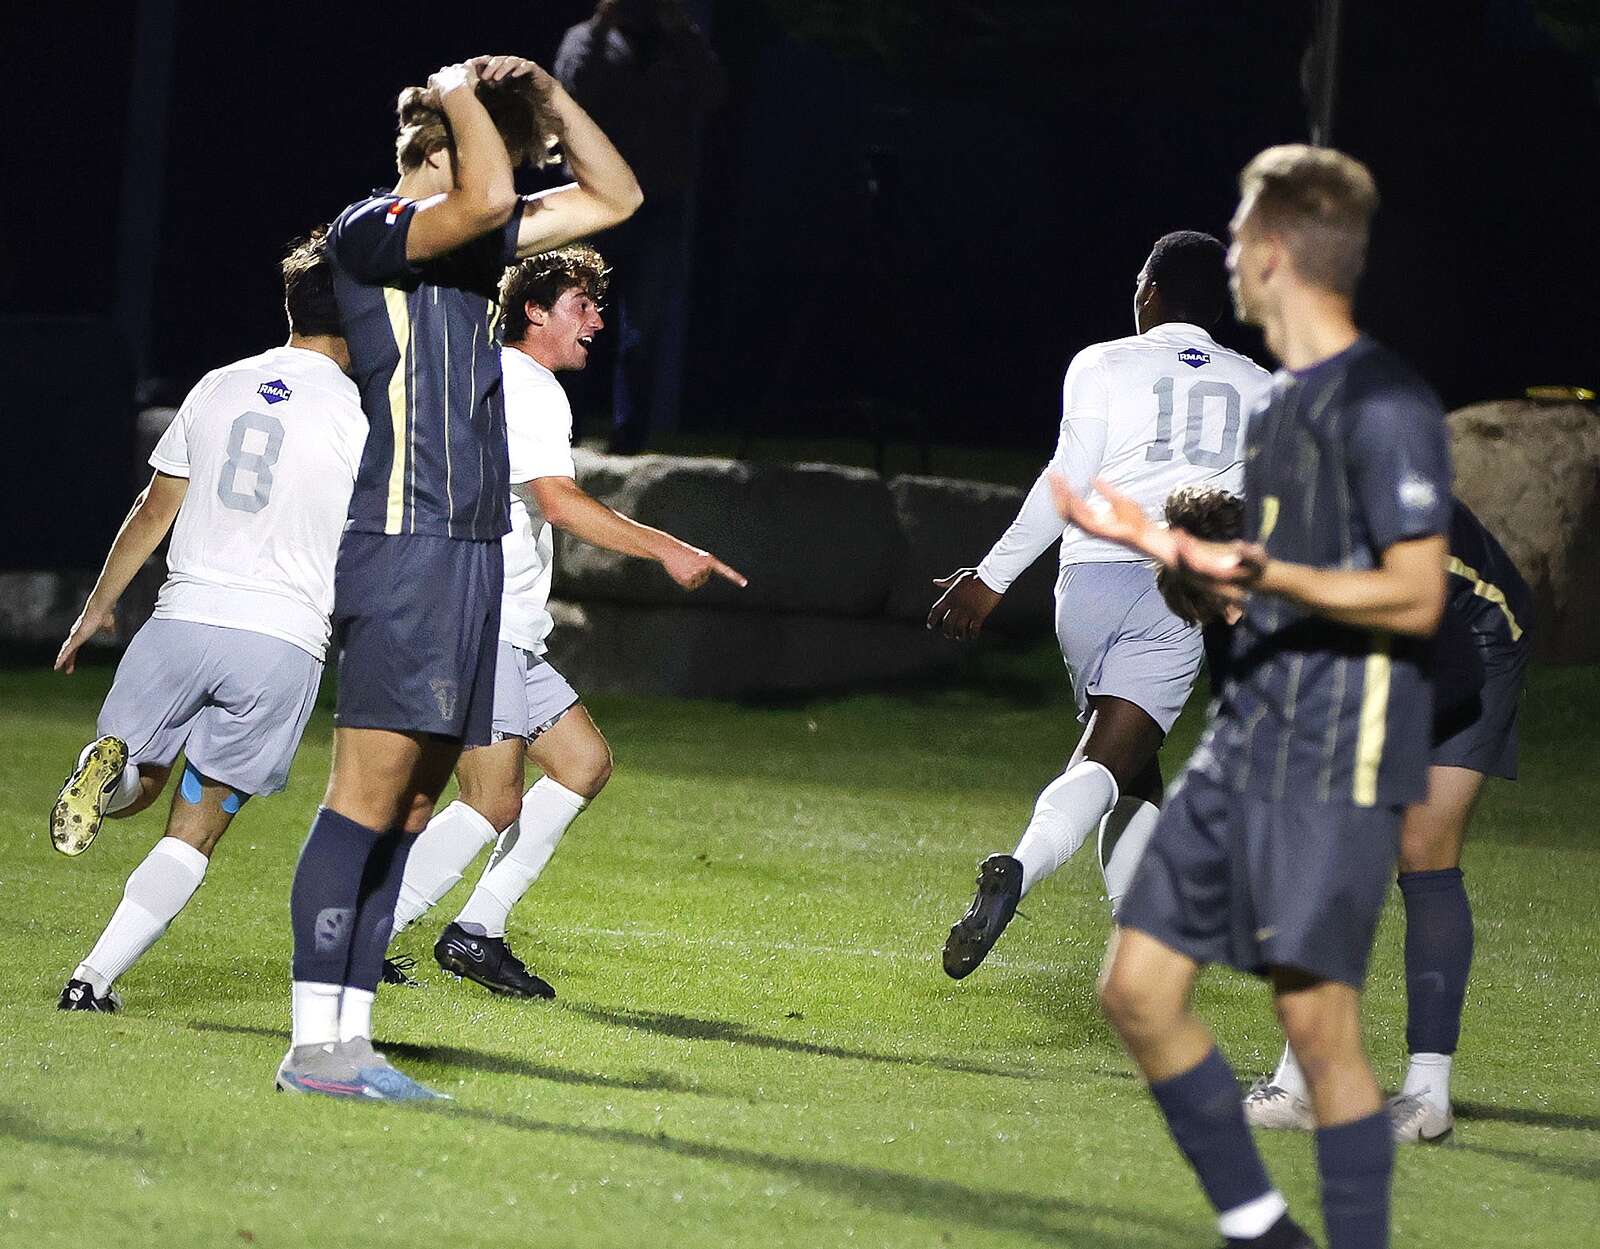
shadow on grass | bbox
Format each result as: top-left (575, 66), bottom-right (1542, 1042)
top-left (565, 1004), bottom-right (1031, 1079)
top-left (1455, 1100), bottom-right (1600, 1134)
top-left (187, 1020), bottom-right (720, 1097)
top-left (1455, 1141), bottom-right (1600, 1184)
top-left (0, 1105), bottom-right (154, 1159)
top-left (424, 1102), bottom-right (1187, 1246)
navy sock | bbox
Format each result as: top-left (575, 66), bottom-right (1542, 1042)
top-left (1150, 1047), bottom-right (1274, 1215)
top-left (1316, 1111), bottom-right (1393, 1249)
top-left (343, 829), bottom-right (418, 993)
top-left (1399, 868), bottom-right (1474, 1054)
top-left (289, 808), bottom-right (385, 984)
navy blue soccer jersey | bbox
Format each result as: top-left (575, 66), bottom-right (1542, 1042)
top-left (1193, 336), bottom-right (1453, 808)
top-left (329, 192), bottom-right (521, 541)
top-left (1446, 499), bottom-right (1532, 657)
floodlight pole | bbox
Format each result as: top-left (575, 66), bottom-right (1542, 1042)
top-left (1308, 0), bottom-right (1344, 146)
top-left (114, 0), bottom-right (178, 385)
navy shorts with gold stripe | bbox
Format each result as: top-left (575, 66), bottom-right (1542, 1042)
top-left (1119, 769), bottom-right (1401, 988)
top-left (330, 530), bottom-right (502, 746)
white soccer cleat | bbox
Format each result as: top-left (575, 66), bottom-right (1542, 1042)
top-left (1388, 1093), bottom-right (1455, 1144)
top-left (1243, 1079), bottom-right (1315, 1131)
top-left (50, 736), bottom-right (129, 857)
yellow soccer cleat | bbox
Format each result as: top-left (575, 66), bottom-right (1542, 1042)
top-left (50, 735), bottom-right (130, 857)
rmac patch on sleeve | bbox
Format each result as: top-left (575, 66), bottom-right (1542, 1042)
top-left (1178, 347), bottom-right (1210, 368)
top-left (258, 379), bottom-right (292, 405)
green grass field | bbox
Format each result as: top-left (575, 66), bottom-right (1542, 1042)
top-left (2, 648), bottom-right (1596, 1248)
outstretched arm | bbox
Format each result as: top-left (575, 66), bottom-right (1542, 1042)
top-left (56, 472), bottom-right (187, 673)
top-left (522, 476), bottom-right (745, 590)
top-left (516, 71), bottom-right (643, 256)
top-left (1049, 474), bottom-right (1446, 638)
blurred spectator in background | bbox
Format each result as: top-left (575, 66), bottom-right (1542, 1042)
top-left (556, 0), bottom-right (726, 453)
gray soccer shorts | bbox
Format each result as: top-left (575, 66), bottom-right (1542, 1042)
top-left (97, 618), bottom-right (323, 797)
top-left (1055, 561), bottom-right (1204, 734)
top-left (484, 641), bottom-right (580, 744)
top-left (1118, 768), bottom-right (1402, 989)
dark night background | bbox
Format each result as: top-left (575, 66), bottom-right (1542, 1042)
top-left (4, 1), bottom-right (1597, 571)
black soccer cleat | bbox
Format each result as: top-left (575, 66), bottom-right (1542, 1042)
top-left (381, 956), bottom-right (420, 987)
top-left (57, 978), bottom-right (121, 1013)
top-left (1222, 1213), bottom-right (1317, 1248)
top-left (942, 853), bottom-right (1024, 980)
top-left (433, 922), bottom-right (555, 999)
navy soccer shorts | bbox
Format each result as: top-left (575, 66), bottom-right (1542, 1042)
top-left (1431, 636), bottom-right (1528, 781)
top-left (1118, 769), bottom-right (1401, 988)
top-left (330, 530), bottom-right (502, 747)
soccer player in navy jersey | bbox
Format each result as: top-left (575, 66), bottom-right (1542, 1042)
top-left (276, 55), bottom-right (640, 1099)
top-left (1156, 488), bottom-right (1534, 1144)
top-left (1054, 145), bottom-right (1450, 1249)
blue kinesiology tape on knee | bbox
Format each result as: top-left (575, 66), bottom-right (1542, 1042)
top-left (179, 761), bottom-right (248, 813)
top-left (179, 762), bottom-right (204, 805)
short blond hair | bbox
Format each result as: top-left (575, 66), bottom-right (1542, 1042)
top-left (1238, 144), bottom-right (1379, 296)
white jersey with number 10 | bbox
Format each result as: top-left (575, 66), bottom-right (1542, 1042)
top-left (977, 322), bottom-right (1273, 590)
top-left (149, 345), bottom-right (368, 660)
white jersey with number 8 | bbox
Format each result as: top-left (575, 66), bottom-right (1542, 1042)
top-left (977, 322), bottom-right (1273, 589)
top-left (149, 345), bottom-right (368, 660)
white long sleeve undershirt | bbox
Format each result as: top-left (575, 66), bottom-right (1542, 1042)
top-left (975, 414), bottom-right (1108, 594)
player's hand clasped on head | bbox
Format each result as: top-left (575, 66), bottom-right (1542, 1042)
top-left (927, 568), bottom-right (1002, 640)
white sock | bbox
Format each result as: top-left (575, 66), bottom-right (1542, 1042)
top-left (1401, 1052), bottom-right (1453, 1110)
top-left (1098, 796), bottom-right (1160, 917)
top-left (389, 800), bottom-right (499, 941)
top-left (74, 837), bottom-right (208, 995)
top-left (1272, 1045), bottom-right (1309, 1100)
top-left (338, 987), bottom-right (375, 1043)
top-left (454, 778), bottom-right (588, 938)
top-left (290, 980), bottom-right (343, 1048)
top-left (1218, 1190), bottom-right (1289, 1240)
top-left (78, 740), bottom-right (142, 815)
top-left (1011, 760), bottom-right (1118, 897)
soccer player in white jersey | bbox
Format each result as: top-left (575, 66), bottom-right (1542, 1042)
top-left (384, 245), bottom-right (744, 996)
top-left (51, 231), bottom-right (367, 1012)
top-left (930, 231), bottom-right (1273, 979)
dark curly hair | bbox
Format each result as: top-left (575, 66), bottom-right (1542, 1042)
top-left (395, 72), bottom-right (561, 173)
top-left (1145, 231), bottom-right (1229, 327)
top-left (1157, 485), bottom-right (1245, 625)
top-left (497, 245), bottom-right (610, 343)
top-left (281, 226), bottom-right (340, 338)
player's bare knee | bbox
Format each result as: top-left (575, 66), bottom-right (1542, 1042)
top-left (475, 790), bottom-right (523, 835)
top-left (1098, 963), bottom-right (1174, 1038)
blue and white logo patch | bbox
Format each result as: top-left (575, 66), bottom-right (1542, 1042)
top-left (257, 379), bottom-right (292, 405)
top-left (1178, 348), bottom-right (1210, 369)
top-left (1398, 472), bottom-right (1439, 513)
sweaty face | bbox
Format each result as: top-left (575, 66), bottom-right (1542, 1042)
top-left (534, 286), bottom-right (605, 371)
top-left (1132, 264), bottom-right (1156, 333)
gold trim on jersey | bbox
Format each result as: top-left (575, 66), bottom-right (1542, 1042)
top-left (1351, 635), bottom-right (1392, 807)
top-left (1258, 495), bottom-right (1280, 544)
top-left (1447, 557), bottom-right (1524, 642)
top-left (382, 287), bottom-right (412, 534)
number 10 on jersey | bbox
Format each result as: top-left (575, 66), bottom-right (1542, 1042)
top-left (1145, 376), bottom-right (1241, 468)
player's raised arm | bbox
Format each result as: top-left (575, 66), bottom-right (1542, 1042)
top-left (56, 472), bottom-right (187, 673)
top-left (515, 72), bottom-right (643, 257)
top-left (520, 477), bottom-right (746, 590)
top-left (401, 60), bottom-right (521, 262)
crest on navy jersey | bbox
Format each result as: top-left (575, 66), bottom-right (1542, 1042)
top-left (258, 379), bottom-right (292, 405)
top-left (1178, 348), bottom-right (1210, 369)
